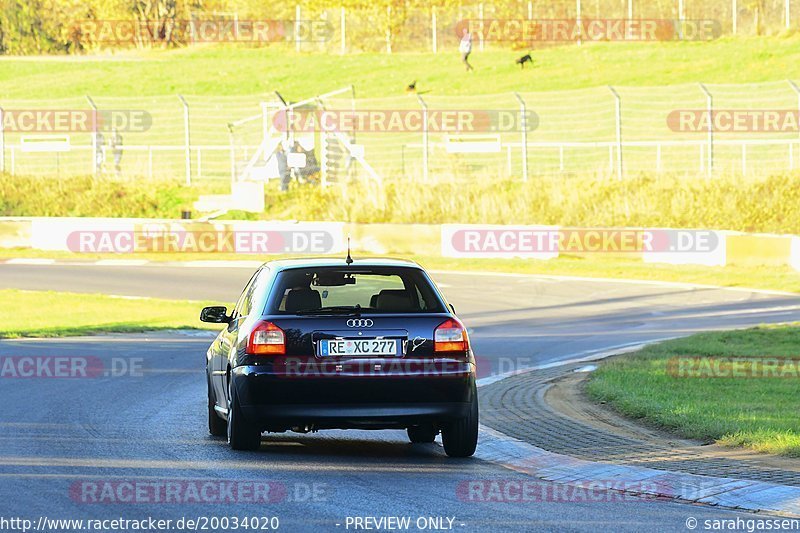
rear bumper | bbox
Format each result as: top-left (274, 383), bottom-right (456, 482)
top-left (231, 361), bottom-right (475, 429)
top-left (240, 403), bottom-right (471, 429)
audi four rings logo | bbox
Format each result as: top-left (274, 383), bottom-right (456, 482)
top-left (347, 319), bottom-right (374, 328)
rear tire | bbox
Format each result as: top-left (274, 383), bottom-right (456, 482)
top-left (407, 425), bottom-right (438, 444)
top-left (227, 381), bottom-right (261, 451)
top-left (441, 386), bottom-right (478, 458)
top-left (208, 378), bottom-right (227, 437)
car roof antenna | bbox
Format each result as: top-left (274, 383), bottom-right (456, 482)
top-left (345, 236), bottom-right (354, 265)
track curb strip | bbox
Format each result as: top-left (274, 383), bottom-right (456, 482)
top-left (473, 425), bottom-right (800, 516)
top-left (474, 342), bottom-right (800, 517)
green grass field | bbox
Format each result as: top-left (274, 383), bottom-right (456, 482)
top-left (3, 37), bottom-right (800, 99)
top-left (0, 289), bottom-right (225, 337)
top-left (586, 325), bottom-right (800, 456)
top-left (4, 39), bottom-right (800, 182)
top-left (0, 175), bottom-right (225, 218)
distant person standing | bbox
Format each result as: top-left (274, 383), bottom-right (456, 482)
top-left (94, 131), bottom-right (105, 174)
top-left (276, 142), bottom-right (290, 192)
top-left (459, 28), bottom-right (474, 72)
top-left (111, 128), bottom-right (123, 175)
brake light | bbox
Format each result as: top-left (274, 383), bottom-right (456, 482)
top-left (434, 319), bottom-right (469, 353)
top-left (247, 321), bottom-right (285, 355)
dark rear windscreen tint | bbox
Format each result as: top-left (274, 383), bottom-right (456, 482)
top-left (266, 267), bottom-right (447, 314)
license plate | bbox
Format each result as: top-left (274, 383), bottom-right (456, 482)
top-left (319, 339), bottom-right (398, 357)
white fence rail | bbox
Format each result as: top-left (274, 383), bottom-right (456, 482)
top-left (4, 80), bottom-right (800, 183)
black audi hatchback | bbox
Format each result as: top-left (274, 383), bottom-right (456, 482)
top-left (201, 258), bottom-right (478, 457)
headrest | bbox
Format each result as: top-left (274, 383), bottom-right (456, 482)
top-left (376, 289), bottom-right (413, 312)
top-left (285, 288), bottom-right (322, 312)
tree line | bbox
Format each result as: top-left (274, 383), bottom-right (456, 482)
top-left (0, 0), bottom-right (788, 54)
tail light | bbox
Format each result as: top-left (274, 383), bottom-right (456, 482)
top-left (247, 321), bottom-right (285, 355)
top-left (434, 319), bottom-right (469, 353)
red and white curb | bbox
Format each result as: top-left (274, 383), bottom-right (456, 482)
top-left (473, 342), bottom-right (800, 517)
top-left (473, 425), bottom-right (800, 515)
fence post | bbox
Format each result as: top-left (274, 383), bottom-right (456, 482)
top-left (576, 0), bottom-right (582, 45)
top-left (608, 86), bottom-right (623, 180)
top-left (178, 95), bottom-right (192, 186)
top-left (431, 6), bottom-right (437, 54)
top-left (741, 144), bottom-right (747, 176)
top-left (627, 0), bottom-right (633, 19)
top-left (788, 80), bottom-right (800, 172)
top-left (340, 7), bottom-right (346, 54)
top-left (702, 145), bottom-right (707, 173)
top-left (732, 0), bottom-right (737, 34)
top-left (0, 106), bottom-right (5, 174)
top-left (314, 96), bottom-right (329, 188)
top-left (417, 94), bottom-right (429, 182)
top-left (86, 95), bottom-right (98, 177)
top-left (699, 83), bottom-right (713, 177)
top-left (227, 123), bottom-right (236, 183)
top-left (786, 0), bottom-right (791, 29)
top-left (295, 5), bottom-right (301, 53)
top-left (261, 102), bottom-right (269, 148)
top-left (514, 92), bottom-right (528, 182)
top-left (656, 143), bottom-right (662, 172)
top-left (478, 3), bottom-right (485, 51)
top-left (350, 84), bottom-right (357, 145)
top-left (386, 5), bottom-right (392, 54)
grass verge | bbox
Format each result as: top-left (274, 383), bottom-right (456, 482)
top-left (4, 37), bottom-right (800, 99)
top-left (0, 175), bottom-right (226, 218)
top-left (586, 325), bottom-right (800, 457)
top-left (4, 174), bottom-right (800, 234)
top-left (0, 289), bottom-right (225, 338)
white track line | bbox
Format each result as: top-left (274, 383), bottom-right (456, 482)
top-left (4, 258), bottom-right (56, 265)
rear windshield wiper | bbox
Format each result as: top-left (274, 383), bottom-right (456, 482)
top-left (294, 305), bottom-right (362, 316)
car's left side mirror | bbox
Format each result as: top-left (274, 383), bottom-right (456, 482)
top-left (200, 306), bottom-right (231, 323)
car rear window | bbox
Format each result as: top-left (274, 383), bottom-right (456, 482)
top-left (267, 267), bottom-right (446, 314)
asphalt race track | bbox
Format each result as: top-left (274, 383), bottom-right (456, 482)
top-left (2, 263), bottom-right (800, 532)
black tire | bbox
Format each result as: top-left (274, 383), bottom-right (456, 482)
top-left (227, 381), bottom-right (261, 451)
top-left (441, 386), bottom-right (478, 458)
top-left (207, 378), bottom-right (227, 437)
top-left (407, 425), bottom-right (438, 444)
